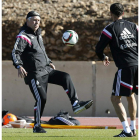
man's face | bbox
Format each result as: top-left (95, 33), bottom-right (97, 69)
top-left (26, 16), bottom-right (40, 31)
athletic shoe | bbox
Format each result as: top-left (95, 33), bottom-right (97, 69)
top-left (113, 130), bottom-right (133, 137)
top-left (73, 100), bottom-right (93, 114)
top-left (33, 125), bottom-right (46, 133)
top-left (131, 129), bottom-right (136, 136)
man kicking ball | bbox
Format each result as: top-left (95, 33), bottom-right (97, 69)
top-left (12, 11), bottom-right (93, 133)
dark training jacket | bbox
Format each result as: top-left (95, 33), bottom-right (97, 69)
top-left (96, 19), bottom-right (138, 69)
top-left (12, 24), bottom-right (53, 84)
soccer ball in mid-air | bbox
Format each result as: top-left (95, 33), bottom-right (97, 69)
top-left (3, 113), bottom-right (17, 125)
top-left (62, 30), bottom-right (78, 46)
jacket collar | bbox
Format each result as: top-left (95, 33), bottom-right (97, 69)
top-left (26, 26), bottom-right (41, 36)
top-left (20, 23), bottom-right (41, 36)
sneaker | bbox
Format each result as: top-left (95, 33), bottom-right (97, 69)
top-left (113, 130), bottom-right (133, 137)
top-left (131, 129), bottom-right (136, 136)
top-left (33, 125), bottom-right (46, 133)
top-left (73, 100), bottom-right (93, 114)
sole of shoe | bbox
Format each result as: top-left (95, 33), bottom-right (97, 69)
top-left (113, 132), bottom-right (133, 137)
top-left (33, 131), bottom-right (47, 133)
top-left (113, 135), bottom-right (133, 137)
top-left (74, 100), bottom-right (93, 114)
top-left (85, 100), bottom-right (93, 109)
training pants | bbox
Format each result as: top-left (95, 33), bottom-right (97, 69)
top-left (28, 70), bottom-right (78, 126)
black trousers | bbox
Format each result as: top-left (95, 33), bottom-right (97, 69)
top-left (28, 70), bottom-right (78, 126)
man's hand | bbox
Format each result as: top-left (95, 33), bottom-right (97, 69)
top-left (103, 56), bottom-right (110, 66)
top-left (18, 66), bottom-right (27, 78)
top-left (49, 63), bottom-right (56, 70)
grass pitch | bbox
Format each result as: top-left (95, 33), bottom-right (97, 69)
top-left (2, 128), bottom-right (138, 140)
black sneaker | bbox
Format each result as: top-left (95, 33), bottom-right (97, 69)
top-left (114, 130), bottom-right (133, 137)
top-left (131, 129), bottom-right (136, 136)
top-left (33, 125), bottom-right (47, 133)
top-left (73, 100), bottom-right (93, 114)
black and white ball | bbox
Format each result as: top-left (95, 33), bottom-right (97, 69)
top-left (62, 30), bottom-right (78, 46)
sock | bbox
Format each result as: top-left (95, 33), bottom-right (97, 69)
top-left (130, 120), bottom-right (136, 130)
top-left (122, 121), bottom-right (131, 133)
top-left (72, 100), bottom-right (78, 106)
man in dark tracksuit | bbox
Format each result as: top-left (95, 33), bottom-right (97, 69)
top-left (12, 11), bottom-right (93, 133)
top-left (95, 3), bottom-right (138, 137)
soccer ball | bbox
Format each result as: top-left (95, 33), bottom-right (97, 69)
top-left (3, 113), bottom-right (17, 125)
top-left (62, 30), bottom-right (78, 46)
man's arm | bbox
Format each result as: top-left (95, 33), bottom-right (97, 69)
top-left (95, 27), bottom-right (112, 65)
top-left (11, 34), bottom-right (29, 77)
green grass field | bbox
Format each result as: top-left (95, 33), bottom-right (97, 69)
top-left (2, 128), bottom-right (138, 140)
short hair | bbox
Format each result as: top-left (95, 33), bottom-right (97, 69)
top-left (110, 3), bottom-right (124, 17)
top-left (27, 17), bottom-right (32, 21)
top-left (26, 16), bottom-right (41, 22)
